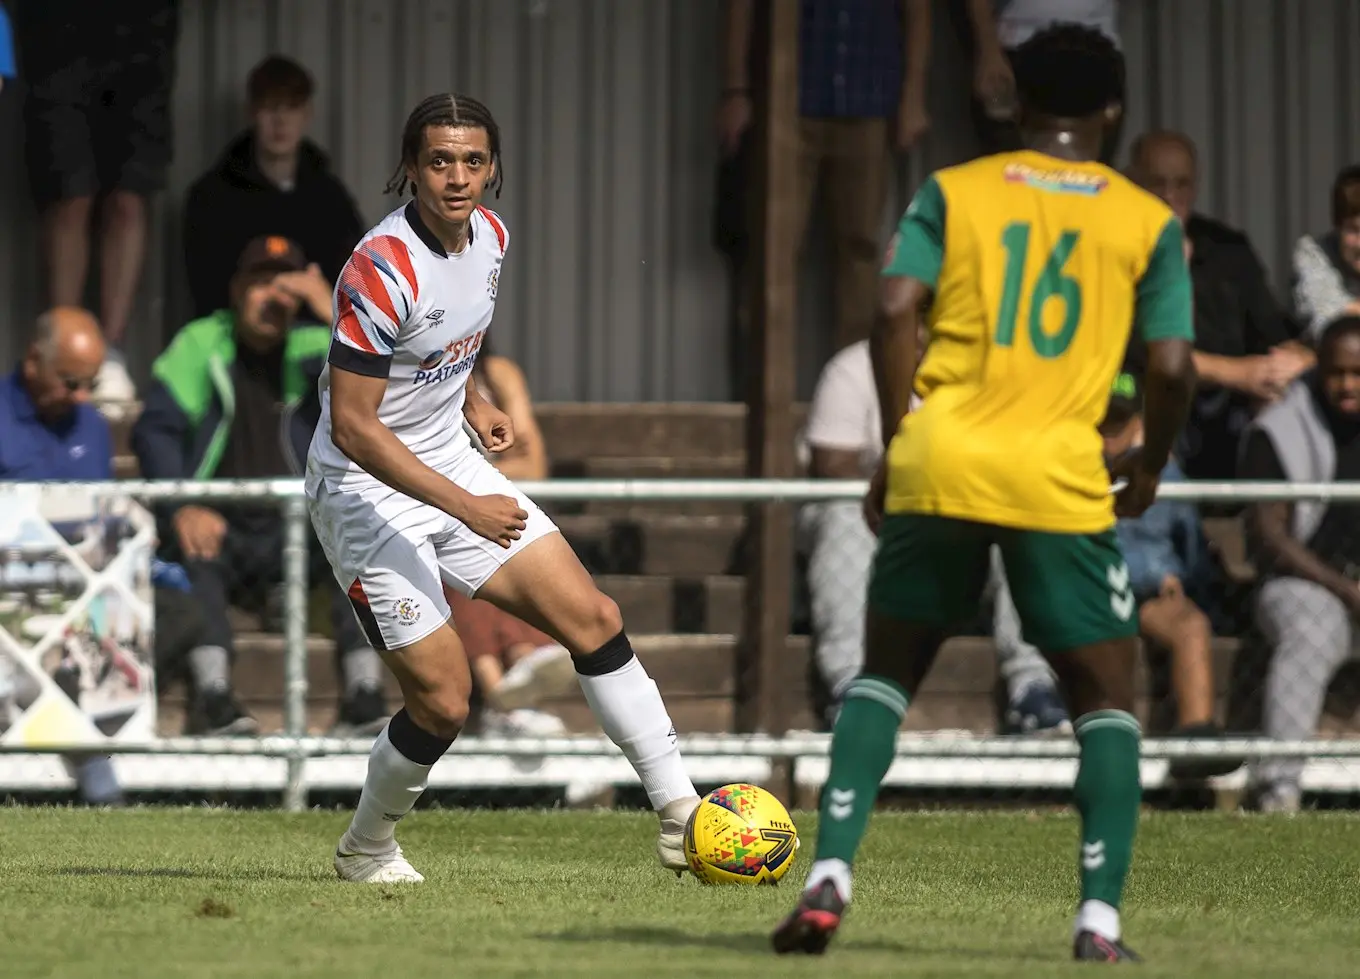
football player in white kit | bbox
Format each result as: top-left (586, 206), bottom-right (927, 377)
top-left (306, 94), bottom-right (701, 883)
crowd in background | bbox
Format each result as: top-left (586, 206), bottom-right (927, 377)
top-left (2, 1), bottom-right (1360, 814)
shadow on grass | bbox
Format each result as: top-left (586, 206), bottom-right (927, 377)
top-left (56, 866), bottom-right (322, 882)
top-left (540, 924), bottom-right (1056, 962)
top-left (537, 924), bottom-right (909, 954)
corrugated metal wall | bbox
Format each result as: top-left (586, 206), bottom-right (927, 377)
top-left (1, 0), bottom-right (1358, 401)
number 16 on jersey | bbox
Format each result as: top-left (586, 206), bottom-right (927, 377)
top-left (995, 221), bottom-right (1083, 359)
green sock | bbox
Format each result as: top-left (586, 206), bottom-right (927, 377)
top-left (1073, 709), bottom-right (1142, 909)
top-left (813, 675), bottom-right (909, 865)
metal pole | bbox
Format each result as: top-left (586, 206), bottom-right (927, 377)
top-left (281, 495), bottom-right (310, 811)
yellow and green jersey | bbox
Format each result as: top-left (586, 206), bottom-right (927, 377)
top-left (881, 149), bottom-right (1194, 533)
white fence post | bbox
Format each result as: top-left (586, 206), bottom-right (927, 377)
top-left (281, 494), bottom-right (310, 812)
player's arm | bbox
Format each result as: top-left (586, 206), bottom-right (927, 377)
top-left (1241, 430), bottom-right (1360, 611)
top-left (328, 368), bottom-right (483, 516)
top-left (871, 176), bottom-right (943, 449)
top-left (1134, 217), bottom-right (1198, 478)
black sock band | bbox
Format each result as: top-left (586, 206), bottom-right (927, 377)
top-left (574, 630), bottom-right (636, 677)
top-left (386, 708), bottom-right (455, 765)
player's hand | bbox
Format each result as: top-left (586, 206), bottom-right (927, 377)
top-left (1110, 451), bottom-right (1161, 519)
top-left (456, 494), bottom-right (529, 549)
top-left (465, 401), bottom-right (516, 453)
top-left (274, 264), bottom-right (334, 322)
top-left (895, 86), bottom-right (930, 152)
top-left (1159, 574), bottom-right (1184, 600)
top-left (1268, 343), bottom-right (1313, 386)
top-left (863, 459), bottom-right (888, 534)
top-left (173, 505), bottom-right (227, 561)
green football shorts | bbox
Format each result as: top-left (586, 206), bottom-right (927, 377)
top-left (867, 513), bottom-right (1139, 652)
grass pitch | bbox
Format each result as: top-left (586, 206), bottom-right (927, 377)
top-left (1, 807), bottom-right (1356, 978)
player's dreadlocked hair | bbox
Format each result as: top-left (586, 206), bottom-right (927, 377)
top-left (384, 93), bottom-right (504, 198)
top-left (1011, 23), bottom-right (1124, 119)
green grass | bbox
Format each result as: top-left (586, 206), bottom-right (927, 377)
top-left (1, 807), bottom-right (1357, 977)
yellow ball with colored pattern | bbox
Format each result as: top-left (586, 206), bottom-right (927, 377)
top-left (683, 783), bottom-right (799, 885)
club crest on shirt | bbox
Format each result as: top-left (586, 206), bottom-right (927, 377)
top-left (486, 267), bottom-right (499, 300)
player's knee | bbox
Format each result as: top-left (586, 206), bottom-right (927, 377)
top-left (585, 593), bottom-right (625, 649)
top-left (406, 689), bottom-right (470, 741)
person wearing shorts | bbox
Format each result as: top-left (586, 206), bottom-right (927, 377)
top-left (307, 93), bottom-right (699, 885)
top-left (15, 0), bottom-right (178, 390)
top-left (773, 24), bottom-right (1198, 963)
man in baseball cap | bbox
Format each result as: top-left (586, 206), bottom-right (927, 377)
top-left (235, 234), bottom-right (309, 276)
top-left (130, 235), bottom-right (391, 738)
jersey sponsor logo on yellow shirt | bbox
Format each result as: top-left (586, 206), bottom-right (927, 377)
top-left (1002, 161), bottom-right (1108, 196)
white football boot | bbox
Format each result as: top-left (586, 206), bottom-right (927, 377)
top-left (334, 832), bottom-right (425, 883)
top-left (656, 796), bottom-right (701, 876)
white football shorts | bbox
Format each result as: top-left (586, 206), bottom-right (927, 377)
top-left (306, 449), bottom-right (559, 652)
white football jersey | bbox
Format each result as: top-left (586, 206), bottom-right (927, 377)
top-left (308, 201), bottom-right (508, 495)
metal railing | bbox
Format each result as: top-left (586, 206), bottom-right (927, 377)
top-left (5, 476), bottom-right (1360, 811)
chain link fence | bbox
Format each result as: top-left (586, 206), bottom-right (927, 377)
top-left (2, 477), bottom-right (1359, 813)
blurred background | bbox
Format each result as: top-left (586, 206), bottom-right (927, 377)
top-left (3, 0), bottom-right (1360, 815)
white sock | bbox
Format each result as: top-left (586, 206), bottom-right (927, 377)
top-left (804, 858), bottom-right (853, 902)
top-left (345, 724), bottom-right (434, 853)
top-left (576, 651), bottom-right (696, 809)
top-left (1074, 899), bottom-right (1121, 941)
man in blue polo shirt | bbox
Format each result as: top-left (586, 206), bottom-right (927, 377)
top-left (0, 307), bottom-right (110, 480)
top-left (0, 306), bottom-right (120, 804)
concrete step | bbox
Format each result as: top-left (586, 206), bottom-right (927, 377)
top-left (557, 514), bottom-right (746, 576)
top-left (535, 403), bottom-right (755, 461)
top-left (577, 456), bottom-right (748, 479)
top-left (596, 576), bottom-right (673, 634)
top-left (177, 631), bottom-right (803, 704)
top-left (568, 456), bottom-right (750, 519)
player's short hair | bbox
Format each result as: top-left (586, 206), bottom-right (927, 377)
top-left (385, 94), bottom-right (504, 199)
top-left (1012, 23), bottom-right (1123, 119)
top-left (247, 55), bottom-right (314, 108)
top-left (1331, 165), bottom-right (1360, 227)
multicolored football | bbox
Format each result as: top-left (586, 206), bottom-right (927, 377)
top-left (683, 783), bottom-right (799, 885)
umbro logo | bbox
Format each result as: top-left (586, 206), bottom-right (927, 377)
top-left (426, 309), bottom-right (445, 320)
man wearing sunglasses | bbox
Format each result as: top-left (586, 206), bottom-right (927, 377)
top-left (0, 306), bottom-right (118, 804)
top-left (1, 307), bottom-right (108, 482)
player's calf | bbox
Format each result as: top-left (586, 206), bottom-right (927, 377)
top-left (476, 539), bottom-right (701, 871)
top-left (574, 628), bottom-right (700, 872)
top-left (337, 627), bottom-right (472, 883)
top-left (1049, 638), bottom-right (1143, 957)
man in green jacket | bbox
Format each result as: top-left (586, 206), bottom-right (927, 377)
top-left (133, 236), bottom-right (388, 736)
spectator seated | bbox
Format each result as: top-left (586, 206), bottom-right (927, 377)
top-left (1242, 316), bottom-right (1360, 813)
top-left (132, 237), bottom-right (388, 738)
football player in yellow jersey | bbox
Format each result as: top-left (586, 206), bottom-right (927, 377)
top-left (773, 24), bottom-right (1197, 964)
